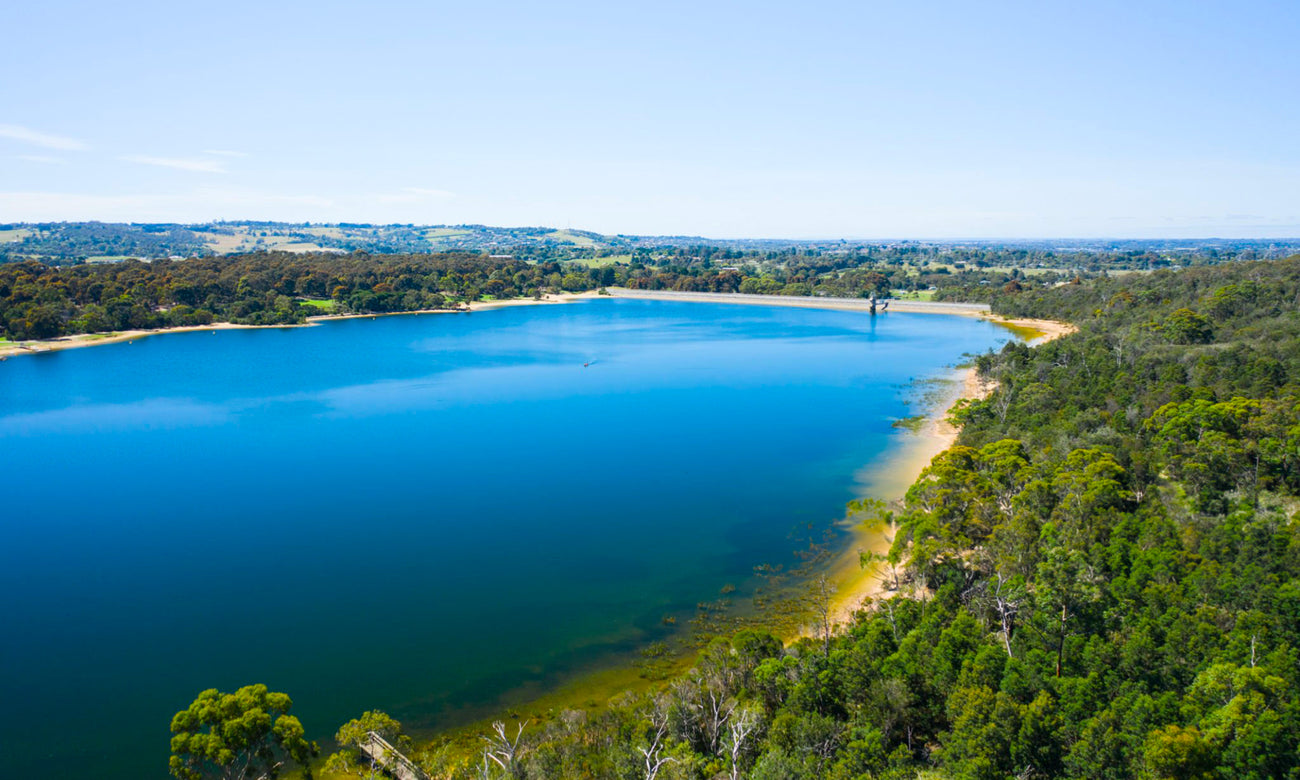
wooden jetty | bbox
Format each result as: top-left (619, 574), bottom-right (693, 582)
top-left (357, 730), bottom-right (426, 780)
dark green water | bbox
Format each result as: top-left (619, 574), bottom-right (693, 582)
top-left (0, 299), bottom-right (1012, 778)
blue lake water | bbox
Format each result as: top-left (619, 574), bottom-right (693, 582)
top-left (0, 299), bottom-right (1013, 779)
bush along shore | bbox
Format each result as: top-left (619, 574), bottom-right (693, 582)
top-left (167, 254), bottom-right (1300, 779)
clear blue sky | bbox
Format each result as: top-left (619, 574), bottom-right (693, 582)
top-left (2, 0), bottom-right (1297, 238)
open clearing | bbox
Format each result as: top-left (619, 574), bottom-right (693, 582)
top-left (569, 254), bottom-right (630, 268)
top-left (891, 289), bottom-right (936, 301)
top-left (301, 227), bottom-right (348, 239)
top-left (544, 229), bottom-right (598, 247)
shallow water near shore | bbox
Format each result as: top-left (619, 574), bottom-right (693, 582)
top-left (0, 298), bottom-right (1013, 779)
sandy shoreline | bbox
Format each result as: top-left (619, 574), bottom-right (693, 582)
top-left (802, 318), bottom-right (1073, 640)
top-left (0, 292), bottom-right (598, 359)
top-left (602, 288), bottom-right (1076, 642)
top-left (984, 314), bottom-right (1077, 344)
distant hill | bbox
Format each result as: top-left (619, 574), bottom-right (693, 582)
top-left (0, 221), bottom-right (784, 262)
top-left (0, 220), bottom-right (1296, 263)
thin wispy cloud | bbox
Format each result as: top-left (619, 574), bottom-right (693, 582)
top-left (120, 155), bottom-right (228, 173)
top-left (193, 187), bottom-right (334, 209)
top-left (0, 191), bottom-right (167, 220)
top-left (402, 187), bottom-right (456, 197)
top-left (0, 124), bottom-right (87, 151)
top-left (201, 149), bottom-right (249, 158)
top-left (17, 154), bottom-right (68, 165)
top-left (0, 188), bottom-right (337, 221)
top-left (375, 187), bottom-right (458, 205)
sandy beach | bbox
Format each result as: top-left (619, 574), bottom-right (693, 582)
top-left (803, 318), bottom-right (1074, 640)
top-left (984, 314), bottom-right (1077, 344)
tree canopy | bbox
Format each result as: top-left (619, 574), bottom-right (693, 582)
top-left (168, 684), bottom-right (317, 780)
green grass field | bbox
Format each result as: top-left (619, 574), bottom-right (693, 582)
top-left (569, 254), bottom-right (631, 268)
top-left (301, 227), bottom-right (348, 239)
top-left (910, 262), bottom-right (1061, 277)
top-left (298, 298), bottom-right (337, 311)
top-left (545, 229), bottom-right (598, 248)
top-left (891, 288), bottom-right (937, 301)
top-left (0, 228), bottom-right (33, 243)
top-left (196, 228), bottom-right (330, 254)
top-left (424, 227), bottom-right (472, 238)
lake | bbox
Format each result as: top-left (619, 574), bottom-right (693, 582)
top-left (0, 298), bottom-right (1014, 779)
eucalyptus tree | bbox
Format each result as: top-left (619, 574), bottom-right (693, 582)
top-left (168, 685), bottom-right (317, 780)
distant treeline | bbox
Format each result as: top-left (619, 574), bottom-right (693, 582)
top-left (0, 253), bottom-right (611, 339)
top-left (4, 247), bottom-right (1298, 346)
top-left (616, 249), bottom-right (1065, 299)
top-left (0, 249), bottom-right (1038, 340)
top-left (3, 222), bottom-right (210, 260)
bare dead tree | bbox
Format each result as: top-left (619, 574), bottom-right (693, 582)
top-left (726, 703), bottom-right (762, 780)
top-left (474, 749), bottom-right (495, 780)
top-left (991, 570), bottom-right (1024, 658)
top-left (993, 384), bottom-right (1015, 423)
top-left (639, 697), bottom-right (677, 780)
top-left (880, 596), bottom-right (901, 642)
top-left (671, 672), bottom-right (737, 758)
top-left (481, 720), bottom-right (527, 778)
top-left (703, 685), bottom-right (737, 757)
top-left (813, 574), bottom-right (836, 654)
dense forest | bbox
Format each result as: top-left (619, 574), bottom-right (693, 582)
top-left (0, 253), bottom-right (615, 339)
top-left (170, 256), bottom-right (1300, 779)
